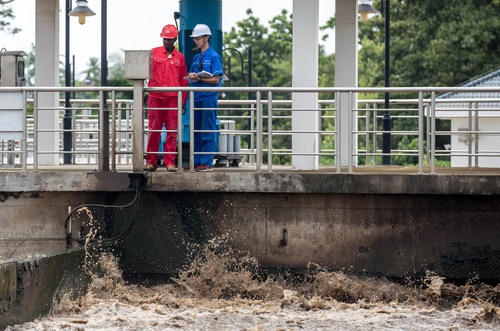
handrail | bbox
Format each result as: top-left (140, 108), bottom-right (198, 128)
top-left (1, 85), bottom-right (500, 173)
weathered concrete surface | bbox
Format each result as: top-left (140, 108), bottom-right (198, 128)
top-left (1, 169), bottom-right (500, 195)
top-left (0, 171), bottom-right (132, 193)
top-left (111, 192), bottom-right (500, 279)
top-left (0, 169), bottom-right (499, 327)
top-left (0, 249), bottom-right (87, 329)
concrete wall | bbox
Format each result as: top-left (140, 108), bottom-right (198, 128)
top-left (111, 191), bottom-right (500, 279)
top-left (0, 250), bottom-right (87, 329)
top-left (1, 172), bottom-right (499, 281)
top-left (1, 171), bottom-right (499, 326)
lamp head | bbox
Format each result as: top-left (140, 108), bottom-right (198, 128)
top-left (358, 1), bottom-right (378, 23)
top-left (69, 0), bottom-right (96, 25)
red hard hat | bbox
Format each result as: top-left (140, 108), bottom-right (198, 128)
top-left (160, 24), bottom-right (178, 39)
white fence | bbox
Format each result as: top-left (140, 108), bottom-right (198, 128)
top-left (1, 86), bottom-right (500, 173)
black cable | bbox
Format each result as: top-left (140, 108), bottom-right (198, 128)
top-left (65, 180), bottom-right (141, 248)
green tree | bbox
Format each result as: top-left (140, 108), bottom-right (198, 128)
top-left (355, 0), bottom-right (500, 165)
top-left (107, 50), bottom-right (133, 100)
top-left (0, 0), bottom-right (20, 35)
top-left (359, 0), bottom-right (500, 89)
top-left (80, 57), bottom-right (101, 86)
top-left (223, 9), bottom-right (336, 165)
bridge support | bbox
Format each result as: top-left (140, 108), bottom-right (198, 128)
top-left (291, 0), bottom-right (320, 170)
top-left (335, 0), bottom-right (359, 167)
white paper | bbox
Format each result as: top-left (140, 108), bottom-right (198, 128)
top-left (184, 70), bottom-right (214, 83)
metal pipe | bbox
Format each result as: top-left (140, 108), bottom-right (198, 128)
top-left (64, 0), bottom-right (73, 164)
top-left (382, 0), bottom-right (392, 165)
top-left (267, 92), bottom-right (273, 172)
top-left (101, 0), bottom-right (109, 171)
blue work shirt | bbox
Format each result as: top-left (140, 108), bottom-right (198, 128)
top-left (189, 47), bottom-right (224, 101)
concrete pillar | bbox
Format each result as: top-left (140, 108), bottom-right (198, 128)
top-left (291, 0), bottom-right (320, 170)
top-left (35, 0), bottom-right (60, 165)
top-left (335, 0), bottom-right (358, 167)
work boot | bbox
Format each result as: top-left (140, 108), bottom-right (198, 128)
top-left (143, 163), bottom-right (157, 171)
top-left (195, 165), bottom-right (212, 172)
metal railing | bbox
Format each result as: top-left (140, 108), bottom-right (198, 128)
top-left (1, 85), bottom-right (500, 173)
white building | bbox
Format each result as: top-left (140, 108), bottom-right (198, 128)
top-left (435, 68), bottom-right (500, 167)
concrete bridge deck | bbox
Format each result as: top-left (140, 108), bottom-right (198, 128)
top-left (1, 166), bottom-right (499, 327)
top-left (2, 165), bottom-right (500, 194)
top-left (1, 166), bottom-right (499, 264)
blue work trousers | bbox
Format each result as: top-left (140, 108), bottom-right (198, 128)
top-left (193, 99), bottom-right (218, 167)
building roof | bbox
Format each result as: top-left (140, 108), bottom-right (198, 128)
top-left (437, 68), bottom-right (500, 109)
top-left (433, 68), bottom-right (500, 120)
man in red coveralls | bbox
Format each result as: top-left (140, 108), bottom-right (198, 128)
top-left (144, 24), bottom-right (188, 172)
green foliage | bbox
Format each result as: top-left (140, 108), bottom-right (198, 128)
top-left (223, 8), bottom-right (293, 92)
top-left (0, 0), bottom-right (20, 34)
top-left (5, 2), bottom-right (497, 167)
top-left (357, 0), bottom-right (500, 165)
top-left (360, 0), bottom-right (500, 89)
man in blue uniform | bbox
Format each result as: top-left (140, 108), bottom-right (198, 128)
top-left (187, 24), bottom-right (223, 172)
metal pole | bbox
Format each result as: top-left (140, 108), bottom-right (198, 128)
top-left (227, 55), bottom-right (231, 87)
top-left (72, 55), bottom-right (75, 99)
top-left (101, 0), bottom-right (109, 170)
top-left (63, 0), bottom-right (72, 164)
top-left (247, 47), bottom-right (253, 132)
top-left (248, 47), bottom-right (253, 100)
top-left (382, 0), bottom-right (391, 165)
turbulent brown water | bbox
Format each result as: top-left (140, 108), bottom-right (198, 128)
top-left (6, 236), bottom-right (500, 330)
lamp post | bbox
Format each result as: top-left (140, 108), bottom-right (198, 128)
top-left (68, 0), bottom-right (108, 170)
top-left (67, 0), bottom-right (95, 164)
top-left (101, 0), bottom-right (109, 171)
top-left (382, 0), bottom-right (391, 165)
top-left (222, 47), bottom-right (253, 131)
top-left (222, 47), bottom-right (252, 98)
top-left (359, 1), bottom-right (390, 164)
top-left (64, 0), bottom-right (73, 164)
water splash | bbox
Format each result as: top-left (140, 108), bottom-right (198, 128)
top-left (6, 235), bottom-right (500, 330)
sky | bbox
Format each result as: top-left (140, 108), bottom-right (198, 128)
top-left (0, 0), bottom-right (336, 79)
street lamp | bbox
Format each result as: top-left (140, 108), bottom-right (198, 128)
top-left (358, 0), bottom-right (391, 165)
top-left (101, 0), bottom-right (109, 171)
top-left (381, 0), bottom-right (391, 165)
top-left (68, 0), bottom-right (108, 170)
top-left (222, 48), bottom-right (252, 95)
top-left (65, 0), bottom-right (95, 164)
top-left (69, 0), bottom-right (96, 25)
top-left (358, 0), bottom-right (377, 23)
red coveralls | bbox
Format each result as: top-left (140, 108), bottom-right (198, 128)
top-left (146, 46), bottom-right (188, 168)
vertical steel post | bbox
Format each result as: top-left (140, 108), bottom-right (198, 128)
top-left (101, 0), bottom-right (109, 170)
top-left (382, 0), bottom-right (392, 165)
top-left (64, 0), bottom-right (73, 164)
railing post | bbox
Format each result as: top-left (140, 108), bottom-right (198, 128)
top-left (348, 91), bottom-right (354, 173)
top-left (418, 92), bottom-right (424, 174)
top-left (467, 104), bottom-right (473, 167)
top-left (474, 103), bottom-right (479, 167)
top-left (177, 91), bottom-right (183, 171)
top-left (256, 91), bottom-right (262, 171)
top-left (335, 91), bottom-right (341, 173)
top-left (267, 92), bottom-right (273, 172)
top-left (430, 92), bottom-right (436, 174)
top-left (96, 92), bottom-right (111, 170)
top-left (189, 91), bottom-right (195, 171)
top-left (22, 90), bottom-right (28, 171)
top-left (132, 81), bottom-right (144, 172)
top-left (110, 91), bottom-right (117, 171)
